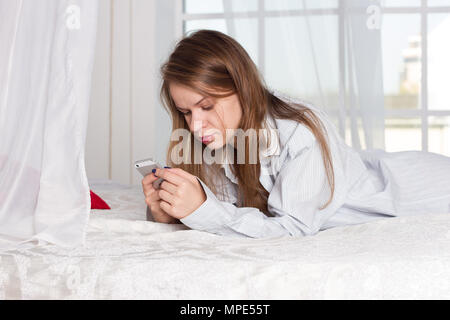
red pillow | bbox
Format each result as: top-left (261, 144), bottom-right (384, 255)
top-left (90, 190), bottom-right (111, 210)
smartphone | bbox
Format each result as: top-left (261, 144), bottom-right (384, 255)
top-left (134, 157), bottom-right (165, 189)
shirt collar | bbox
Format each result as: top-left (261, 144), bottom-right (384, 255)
top-left (260, 112), bottom-right (281, 158)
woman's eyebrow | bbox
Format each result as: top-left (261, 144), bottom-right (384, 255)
top-left (176, 97), bottom-right (207, 110)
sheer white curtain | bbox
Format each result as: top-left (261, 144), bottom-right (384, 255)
top-left (344, 0), bottom-right (385, 151)
top-left (207, 0), bottom-right (386, 151)
top-left (0, 0), bottom-right (99, 250)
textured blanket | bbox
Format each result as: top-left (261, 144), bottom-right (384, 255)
top-left (1, 180), bottom-right (450, 299)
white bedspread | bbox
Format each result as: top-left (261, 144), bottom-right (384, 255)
top-left (1, 179), bottom-right (450, 299)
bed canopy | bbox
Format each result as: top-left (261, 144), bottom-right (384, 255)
top-left (0, 0), bottom-right (99, 250)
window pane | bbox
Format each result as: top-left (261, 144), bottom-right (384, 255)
top-left (382, 14), bottom-right (421, 110)
top-left (184, 0), bottom-right (223, 14)
top-left (265, 0), bottom-right (338, 11)
top-left (429, 116), bottom-right (450, 157)
top-left (428, 0), bottom-right (450, 6)
top-left (345, 117), bottom-right (368, 150)
top-left (184, 0), bottom-right (258, 13)
top-left (265, 15), bottom-right (339, 109)
top-left (385, 118), bottom-right (422, 152)
top-left (185, 19), bottom-right (227, 33)
top-left (230, 0), bottom-right (258, 12)
top-left (381, 0), bottom-right (421, 7)
top-left (184, 18), bottom-right (259, 65)
top-left (428, 14), bottom-right (450, 111)
top-left (306, 0), bottom-right (338, 9)
top-left (265, 0), bottom-right (302, 11)
top-left (232, 18), bottom-right (259, 64)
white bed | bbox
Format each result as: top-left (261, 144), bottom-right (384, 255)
top-left (1, 179), bottom-right (450, 299)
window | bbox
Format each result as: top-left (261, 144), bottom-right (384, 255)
top-left (180, 0), bottom-right (450, 156)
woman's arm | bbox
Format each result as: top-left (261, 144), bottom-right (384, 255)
top-left (180, 140), bottom-right (347, 238)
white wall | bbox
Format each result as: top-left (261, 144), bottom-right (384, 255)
top-left (86, 0), bottom-right (181, 186)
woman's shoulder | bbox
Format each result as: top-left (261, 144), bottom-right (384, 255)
top-left (273, 116), bottom-right (316, 157)
top-left (270, 92), bottom-right (322, 156)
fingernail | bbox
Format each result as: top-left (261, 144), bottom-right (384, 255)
top-left (164, 166), bottom-right (171, 169)
top-left (152, 169), bottom-right (156, 173)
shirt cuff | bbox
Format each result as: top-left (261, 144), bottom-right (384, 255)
top-left (180, 177), bottom-right (234, 231)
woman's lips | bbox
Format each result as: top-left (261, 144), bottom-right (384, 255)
top-left (201, 135), bottom-right (214, 143)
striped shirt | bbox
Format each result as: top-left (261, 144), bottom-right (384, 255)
top-left (180, 97), bottom-right (450, 238)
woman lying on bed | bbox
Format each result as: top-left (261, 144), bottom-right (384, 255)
top-left (141, 29), bottom-right (450, 239)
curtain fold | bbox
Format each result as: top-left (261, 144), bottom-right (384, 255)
top-left (344, 0), bottom-right (385, 151)
top-left (212, 0), bottom-right (386, 151)
top-left (0, 0), bottom-right (99, 250)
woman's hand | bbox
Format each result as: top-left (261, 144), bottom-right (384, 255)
top-left (153, 167), bottom-right (207, 220)
top-left (142, 173), bottom-right (179, 224)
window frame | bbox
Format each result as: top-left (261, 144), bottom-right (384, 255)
top-left (179, 0), bottom-right (450, 152)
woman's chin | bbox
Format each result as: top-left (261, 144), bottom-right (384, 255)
top-left (204, 141), bottom-right (222, 150)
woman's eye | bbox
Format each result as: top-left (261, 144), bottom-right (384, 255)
top-left (179, 105), bottom-right (212, 115)
top-left (202, 105), bottom-right (213, 111)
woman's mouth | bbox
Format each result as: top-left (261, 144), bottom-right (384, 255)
top-left (201, 135), bottom-right (214, 143)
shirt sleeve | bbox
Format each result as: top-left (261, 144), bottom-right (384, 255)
top-left (180, 138), bottom-right (341, 239)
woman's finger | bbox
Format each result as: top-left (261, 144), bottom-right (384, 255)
top-left (142, 173), bottom-right (159, 186)
top-left (152, 190), bottom-right (162, 202)
top-left (159, 189), bottom-right (176, 205)
top-left (159, 180), bottom-right (178, 195)
top-left (154, 168), bottom-right (185, 186)
top-left (166, 167), bottom-right (197, 183)
top-left (159, 200), bottom-right (173, 216)
top-left (145, 188), bottom-right (161, 201)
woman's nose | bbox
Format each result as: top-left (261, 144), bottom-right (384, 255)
top-left (190, 112), bottom-right (207, 132)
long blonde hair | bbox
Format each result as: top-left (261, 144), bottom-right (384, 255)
top-left (160, 30), bottom-right (335, 216)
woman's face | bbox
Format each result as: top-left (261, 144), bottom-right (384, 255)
top-left (169, 82), bottom-right (242, 150)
